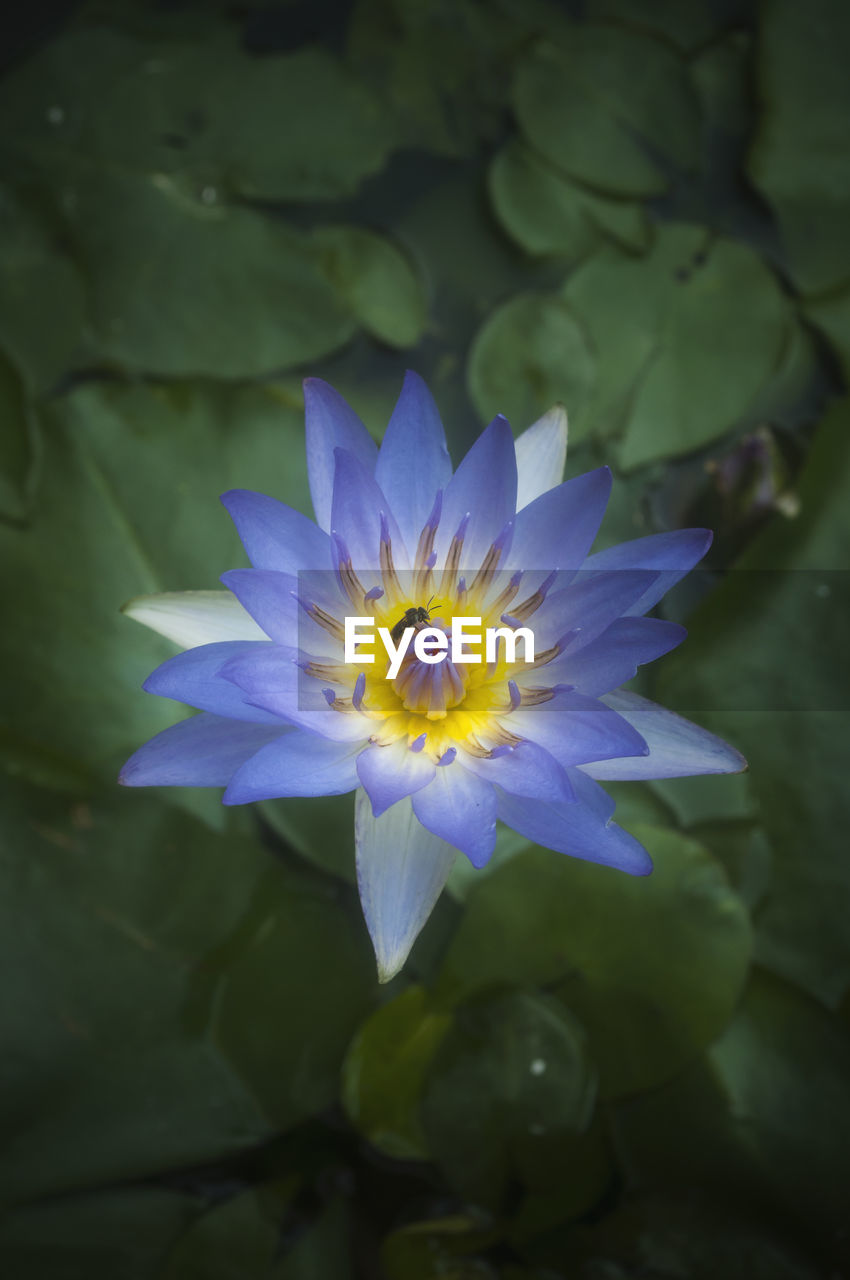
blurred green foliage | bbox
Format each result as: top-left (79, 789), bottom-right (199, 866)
top-left (1, 0), bottom-right (848, 1276)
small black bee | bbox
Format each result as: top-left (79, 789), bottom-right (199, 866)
top-left (389, 596), bottom-right (443, 645)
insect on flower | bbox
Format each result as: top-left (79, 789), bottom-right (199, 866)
top-left (389, 596), bottom-right (443, 646)
top-left (120, 372), bottom-right (746, 981)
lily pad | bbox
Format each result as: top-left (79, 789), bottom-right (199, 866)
top-left (61, 169), bottom-right (354, 378)
top-left (612, 970), bottom-right (850, 1247)
top-left (0, 779), bottom-right (272, 1205)
top-left (0, 1188), bottom-right (195, 1280)
top-left (748, 0), bottom-right (850, 295)
top-left (467, 291), bottom-right (596, 436)
top-left (311, 225), bottom-right (427, 349)
top-left (655, 397), bottom-right (850, 1006)
top-left (0, 25), bottom-right (393, 201)
top-left (436, 826), bottom-right (753, 1099)
top-left (562, 225), bottom-right (792, 464)
top-left (420, 990), bottom-right (597, 1206)
top-left (0, 182), bottom-right (86, 392)
top-left (489, 138), bottom-right (650, 260)
top-left (342, 984), bottom-right (452, 1159)
top-left (0, 349), bottom-right (40, 522)
top-left (0, 379), bottom-right (311, 791)
top-left (513, 28), bottom-right (699, 197)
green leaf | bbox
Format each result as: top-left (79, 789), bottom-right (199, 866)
top-left (211, 877), bottom-right (376, 1130)
top-left (0, 182), bottom-right (86, 392)
top-left (380, 1214), bottom-right (499, 1280)
top-left (0, 779), bottom-right (274, 1205)
top-left (466, 291), bottom-right (596, 435)
top-left (275, 1196), bottom-right (353, 1280)
top-left (0, 1188), bottom-right (195, 1280)
top-left (0, 349), bottom-right (40, 522)
top-left (748, 0), bottom-right (850, 295)
top-left (436, 826), bottom-right (753, 1099)
top-left (805, 285), bottom-right (850, 383)
top-left (655, 397), bottom-right (850, 1006)
top-left (0, 26), bottom-right (393, 202)
top-left (62, 170), bottom-right (354, 378)
top-left (513, 29), bottom-right (699, 198)
top-left (260, 795), bottom-right (356, 883)
top-left (584, 0), bottom-right (720, 52)
top-left (311, 226), bottom-right (427, 349)
top-left (421, 990), bottom-right (597, 1205)
top-left (612, 970), bottom-right (850, 1247)
top-left (342, 985), bottom-right (452, 1160)
top-left (159, 1191), bottom-right (279, 1280)
top-left (489, 139), bottom-right (650, 260)
top-left (562, 226), bottom-right (791, 464)
top-left (0, 379), bottom-right (310, 791)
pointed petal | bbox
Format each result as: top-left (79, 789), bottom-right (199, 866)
top-left (120, 713), bottom-right (289, 787)
top-left (304, 378), bottom-right (378, 532)
top-left (583, 529), bottom-right (713, 616)
top-left (355, 789), bottom-right (457, 983)
top-left (532, 568), bottom-right (659, 651)
top-left (436, 415), bottom-right (517, 571)
top-left (496, 770), bottom-right (653, 875)
top-left (412, 765), bottom-right (497, 868)
top-left (461, 739), bottom-right (575, 802)
top-left (219, 645), bottom-right (367, 741)
top-left (505, 467), bottom-right (612, 576)
top-left (514, 404), bottom-right (568, 511)
top-left (223, 730), bottom-right (361, 804)
top-left (220, 489), bottom-right (332, 574)
top-left (143, 641), bottom-right (281, 722)
top-left (540, 617), bottom-right (686, 696)
top-left (375, 371), bottom-right (452, 551)
top-left (581, 690), bottom-right (747, 780)
top-left (332, 447), bottom-right (410, 568)
top-left (122, 590), bottom-right (267, 648)
top-left (510, 688), bottom-right (649, 769)
top-left (356, 740), bottom-right (436, 817)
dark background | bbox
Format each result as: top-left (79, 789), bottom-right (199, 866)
top-left (1, 0), bottom-right (848, 1276)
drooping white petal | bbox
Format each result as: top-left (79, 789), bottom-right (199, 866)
top-left (355, 788), bottom-right (457, 983)
top-left (580, 690), bottom-right (748, 780)
top-left (514, 404), bottom-right (568, 511)
top-left (122, 590), bottom-right (266, 649)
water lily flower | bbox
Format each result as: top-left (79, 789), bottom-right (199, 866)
top-left (120, 373), bottom-right (745, 981)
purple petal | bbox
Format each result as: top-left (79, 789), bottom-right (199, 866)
top-left (220, 489), bottom-right (332, 574)
top-left (436, 415), bottom-right (518, 571)
top-left (356, 740), bottom-right (436, 817)
top-left (581, 690), bottom-right (747, 780)
top-left (505, 467), bottom-right (612, 579)
top-left (220, 568), bottom-right (343, 656)
top-left (461, 739), bottom-right (575, 802)
top-left (143, 641), bottom-right (281, 723)
top-left (496, 770), bottom-right (652, 875)
top-left (120, 713), bottom-right (290, 787)
top-left (531, 568), bottom-right (660, 652)
top-left (331, 447), bottom-right (410, 569)
top-left (583, 529), bottom-right (713, 616)
top-left (509, 688), bottom-right (649, 769)
top-left (223, 730), bottom-right (361, 803)
top-left (540, 617), bottom-right (686, 696)
top-left (304, 378), bottom-right (378, 532)
top-left (356, 790), bottom-right (457, 982)
top-left (219, 645), bottom-right (366, 742)
top-left (412, 766), bottom-right (497, 868)
top-left (375, 371), bottom-right (452, 552)
top-left (219, 569), bottom-right (299, 645)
